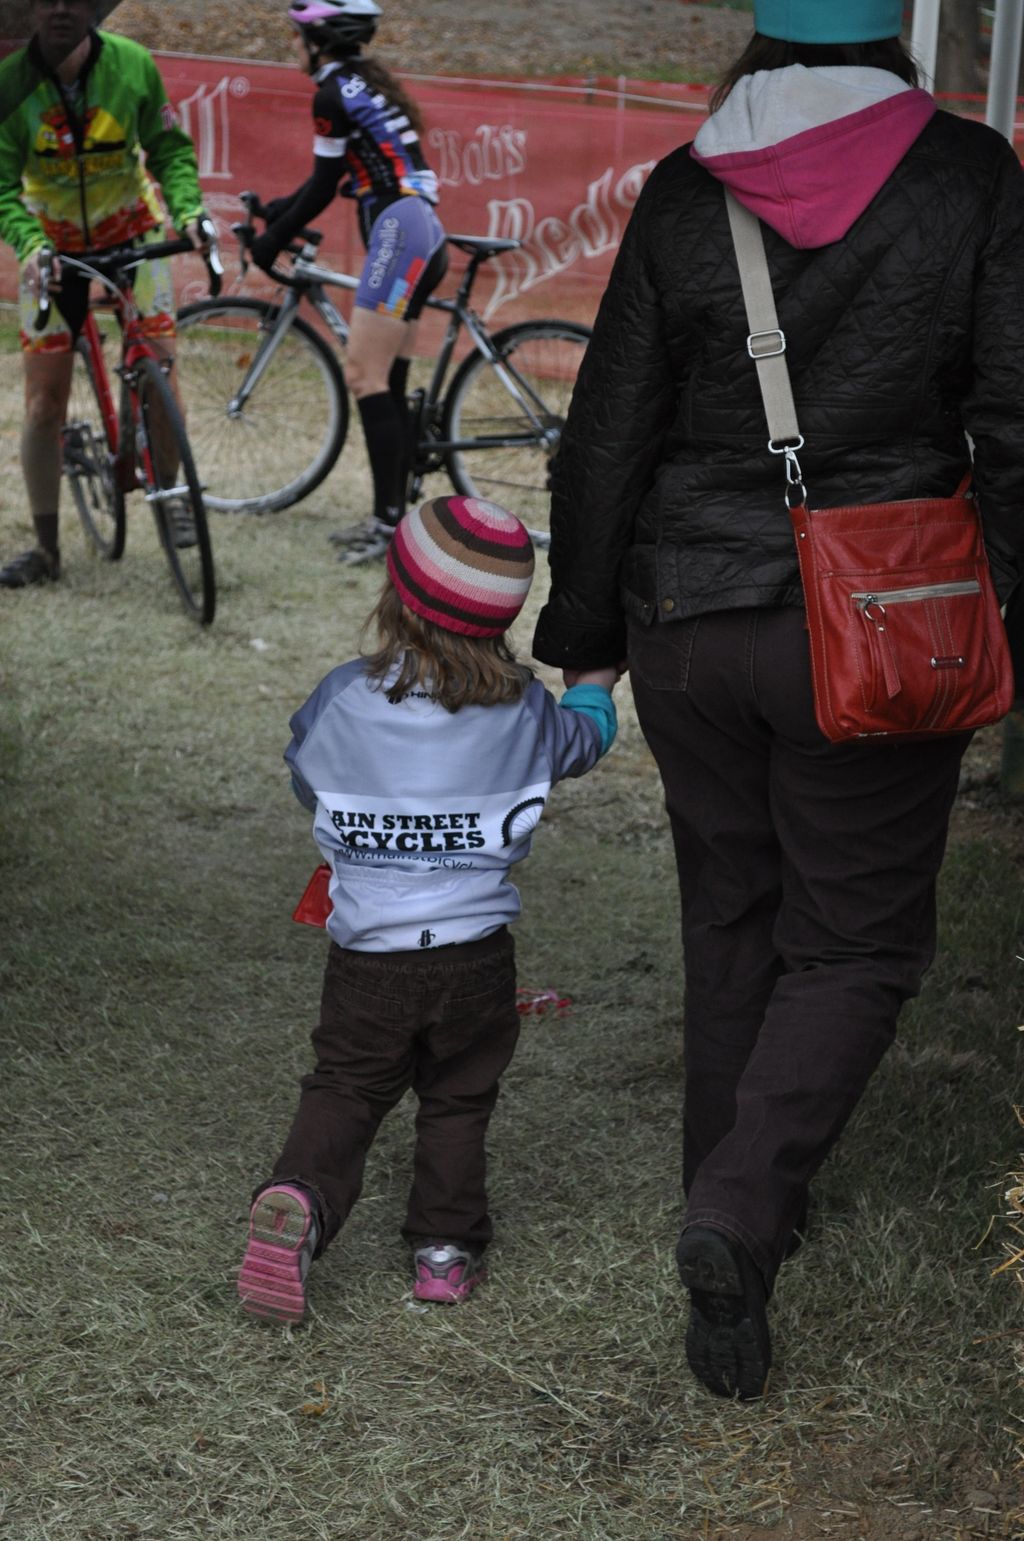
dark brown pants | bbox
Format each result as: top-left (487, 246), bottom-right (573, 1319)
top-left (267, 928), bottom-right (520, 1253)
top-left (629, 608), bottom-right (969, 1287)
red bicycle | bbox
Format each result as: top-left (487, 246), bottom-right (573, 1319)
top-left (35, 231), bottom-right (222, 624)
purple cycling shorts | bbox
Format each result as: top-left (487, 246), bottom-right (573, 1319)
top-left (355, 196), bottom-right (447, 321)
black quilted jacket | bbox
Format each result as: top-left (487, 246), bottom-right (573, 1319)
top-left (532, 110), bottom-right (1024, 670)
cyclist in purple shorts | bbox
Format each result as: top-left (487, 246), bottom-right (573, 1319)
top-left (251, 0), bottom-right (448, 565)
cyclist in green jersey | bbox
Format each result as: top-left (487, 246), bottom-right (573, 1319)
top-left (0, 0), bottom-right (211, 588)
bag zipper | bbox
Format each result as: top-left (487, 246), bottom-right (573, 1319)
top-left (850, 579), bottom-right (981, 606)
top-left (852, 579), bottom-right (980, 700)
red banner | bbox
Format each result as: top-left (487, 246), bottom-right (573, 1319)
top-left (3, 51), bottom-right (1021, 336)
top-left (0, 54), bottom-right (710, 332)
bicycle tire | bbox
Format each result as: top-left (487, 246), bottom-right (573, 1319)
top-left (175, 297), bottom-right (349, 514)
top-left (134, 355), bottom-right (217, 625)
top-left (441, 320), bottom-right (591, 545)
top-left (64, 331), bottom-right (126, 560)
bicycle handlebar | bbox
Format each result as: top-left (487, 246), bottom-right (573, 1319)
top-left (234, 190), bottom-right (324, 284)
top-left (229, 191), bottom-right (526, 295)
top-left (31, 228), bottom-right (222, 329)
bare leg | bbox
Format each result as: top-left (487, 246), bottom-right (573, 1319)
top-left (346, 307), bottom-right (415, 399)
top-left (137, 339), bottom-right (197, 549)
top-left (21, 350), bottom-right (74, 546)
top-left (146, 338), bottom-right (182, 484)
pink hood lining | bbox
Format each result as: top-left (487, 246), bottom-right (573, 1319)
top-left (692, 89), bottom-right (936, 249)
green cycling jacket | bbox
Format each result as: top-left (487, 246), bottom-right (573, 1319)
top-left (0, 29), bottom-right (203, 261)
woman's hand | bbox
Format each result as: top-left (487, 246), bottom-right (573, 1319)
top-left (563, 663), bottom-right (628, 690)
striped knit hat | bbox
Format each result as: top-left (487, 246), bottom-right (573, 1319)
top-left (386, 495), bottom-right (535, 638)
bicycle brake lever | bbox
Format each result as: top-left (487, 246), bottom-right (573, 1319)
top-left (198, 216), bottom-right (224, 297)
top-left (32, 246), bottom-right (54, 331)
top-left (205, 249), bottom-right (224, 298)
top-left (230, 220), bottom-right (253, 268)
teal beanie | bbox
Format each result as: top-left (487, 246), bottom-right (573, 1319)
top-left (754, 0), bottom-right (904, 44)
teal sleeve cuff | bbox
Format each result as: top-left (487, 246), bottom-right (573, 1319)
top-left (560, 683), bottom-right (618, 756)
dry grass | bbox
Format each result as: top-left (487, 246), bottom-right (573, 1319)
top-left (996, 1107), bottom-right (1024, 1384)
top-left (1, 306), bottom-right (1022, 1539)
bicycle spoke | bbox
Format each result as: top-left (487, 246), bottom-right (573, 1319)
top-left (442, 323), bottom-right (590, 539)
top-left (65, 329), bottom-right (126, 560)
top-left (175, 299), bottom-right (348, 512)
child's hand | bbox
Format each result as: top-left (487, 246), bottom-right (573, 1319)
top-left (566, 666), bottom-right (617, 692)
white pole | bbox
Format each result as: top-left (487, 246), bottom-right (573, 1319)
top-left (910, 0), bottom-right (941, 92)
top-left (986, 0), bottom-right (1024, 144)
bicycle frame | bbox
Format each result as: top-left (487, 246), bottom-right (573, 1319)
top-left (75, 311), bottom-right (121, 470)
top-left (236, 248), bottom-right (565, 457)
top-left (66, 252), bottom-right (197, 503)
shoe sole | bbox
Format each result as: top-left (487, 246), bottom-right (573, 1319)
top-left (677, 1228), bottom-right (770, 1401)
top-left (237, 1189), bottom-right (313, 1324)
top-left (337, 547), bottom-right (388, 567)
top-left (412, 1267), bottom-right (487, 1304)
top-left (328, 529), bottom-right (375, 546)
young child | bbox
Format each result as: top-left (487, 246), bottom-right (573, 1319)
top-left (238, 494), bottom-right (617, 1323)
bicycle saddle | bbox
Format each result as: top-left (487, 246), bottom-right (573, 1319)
top-left (446, 234), bottom-right (521, 257)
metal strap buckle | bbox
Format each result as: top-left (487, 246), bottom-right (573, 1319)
top-left (769, 436), bottom-right (806, 508)
top-left (747, 328), bottom-right (786, 359)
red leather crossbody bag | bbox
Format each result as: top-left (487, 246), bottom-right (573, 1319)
top-left (726, 190), bottom-right (1013, 743)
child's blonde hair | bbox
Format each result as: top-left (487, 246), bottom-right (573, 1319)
top-left (363, 580), bottom-right (533, 713)
top-left (368, 495), bottom-right (536, 710)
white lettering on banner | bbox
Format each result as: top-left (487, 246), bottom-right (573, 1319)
top-left (483, 159), bottom-right (655, 316)
top-left (427, 124), bottom-right (527, 187)
top-left (176, 76), bottom-right (247, 180)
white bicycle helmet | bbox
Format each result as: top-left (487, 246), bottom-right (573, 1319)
top-left (288, 0), bottom-right (381, 51)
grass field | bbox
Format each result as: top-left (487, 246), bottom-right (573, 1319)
top-left (1, 305), bottom-right (1022, 1539)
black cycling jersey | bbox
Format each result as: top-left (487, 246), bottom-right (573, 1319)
top-left (261, 57), bottom-right (439, 256)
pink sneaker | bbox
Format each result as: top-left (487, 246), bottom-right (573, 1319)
top-left (412, 1242), bottom-right (487, 1303)
top-left (237, 1183), bottom-right (318, 1324)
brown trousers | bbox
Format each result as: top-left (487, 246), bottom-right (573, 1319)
top-left (266, 927), bottom-right (520, 1253)
top-left (629, 607), bottom-right (969, 1286)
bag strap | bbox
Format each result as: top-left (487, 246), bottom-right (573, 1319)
top-left (725, 188), bottom-right (975, 512)
top-left (725, 188), bottom-right (806, 504)
top-left (725, 190), bottom-right (801, 443)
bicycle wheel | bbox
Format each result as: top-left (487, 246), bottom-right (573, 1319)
top-left (134, 355), bottom-right (216, 625)
top-left (64, 332), bottom-right (126, 560)
top-left (175, 297), bottom-right (349, 513)
top-left (442, 320), bottom-right (591, 545)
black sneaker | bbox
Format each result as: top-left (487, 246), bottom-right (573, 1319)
top-left (335, 518), bottom-right (395, 568)
top-left (0, 547), bottom-right (60, 588)
top-left (676, 1225), bottom-right (772, 1401)
top-left (327, 516), bottom-right (378, 547)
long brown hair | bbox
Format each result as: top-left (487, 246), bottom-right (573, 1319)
top-left (323, 50), bottom-right (425, 134)
top-left (362, 581), bottom-right (533, 713)
top-left (709, 34), bottom-right (920, 114)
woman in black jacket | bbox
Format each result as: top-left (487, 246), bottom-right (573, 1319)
top-left (533, 0), bottom-right (1024, 1400)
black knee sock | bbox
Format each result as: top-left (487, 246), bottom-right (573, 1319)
top-left (387, 358), bottom-right (414, 509)
top-left (32, 512), bottom-right (59, 559)
top-left (357, 391), bottom-right (406, 528)
top-left (388, 357), bottom-right (410, 413)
